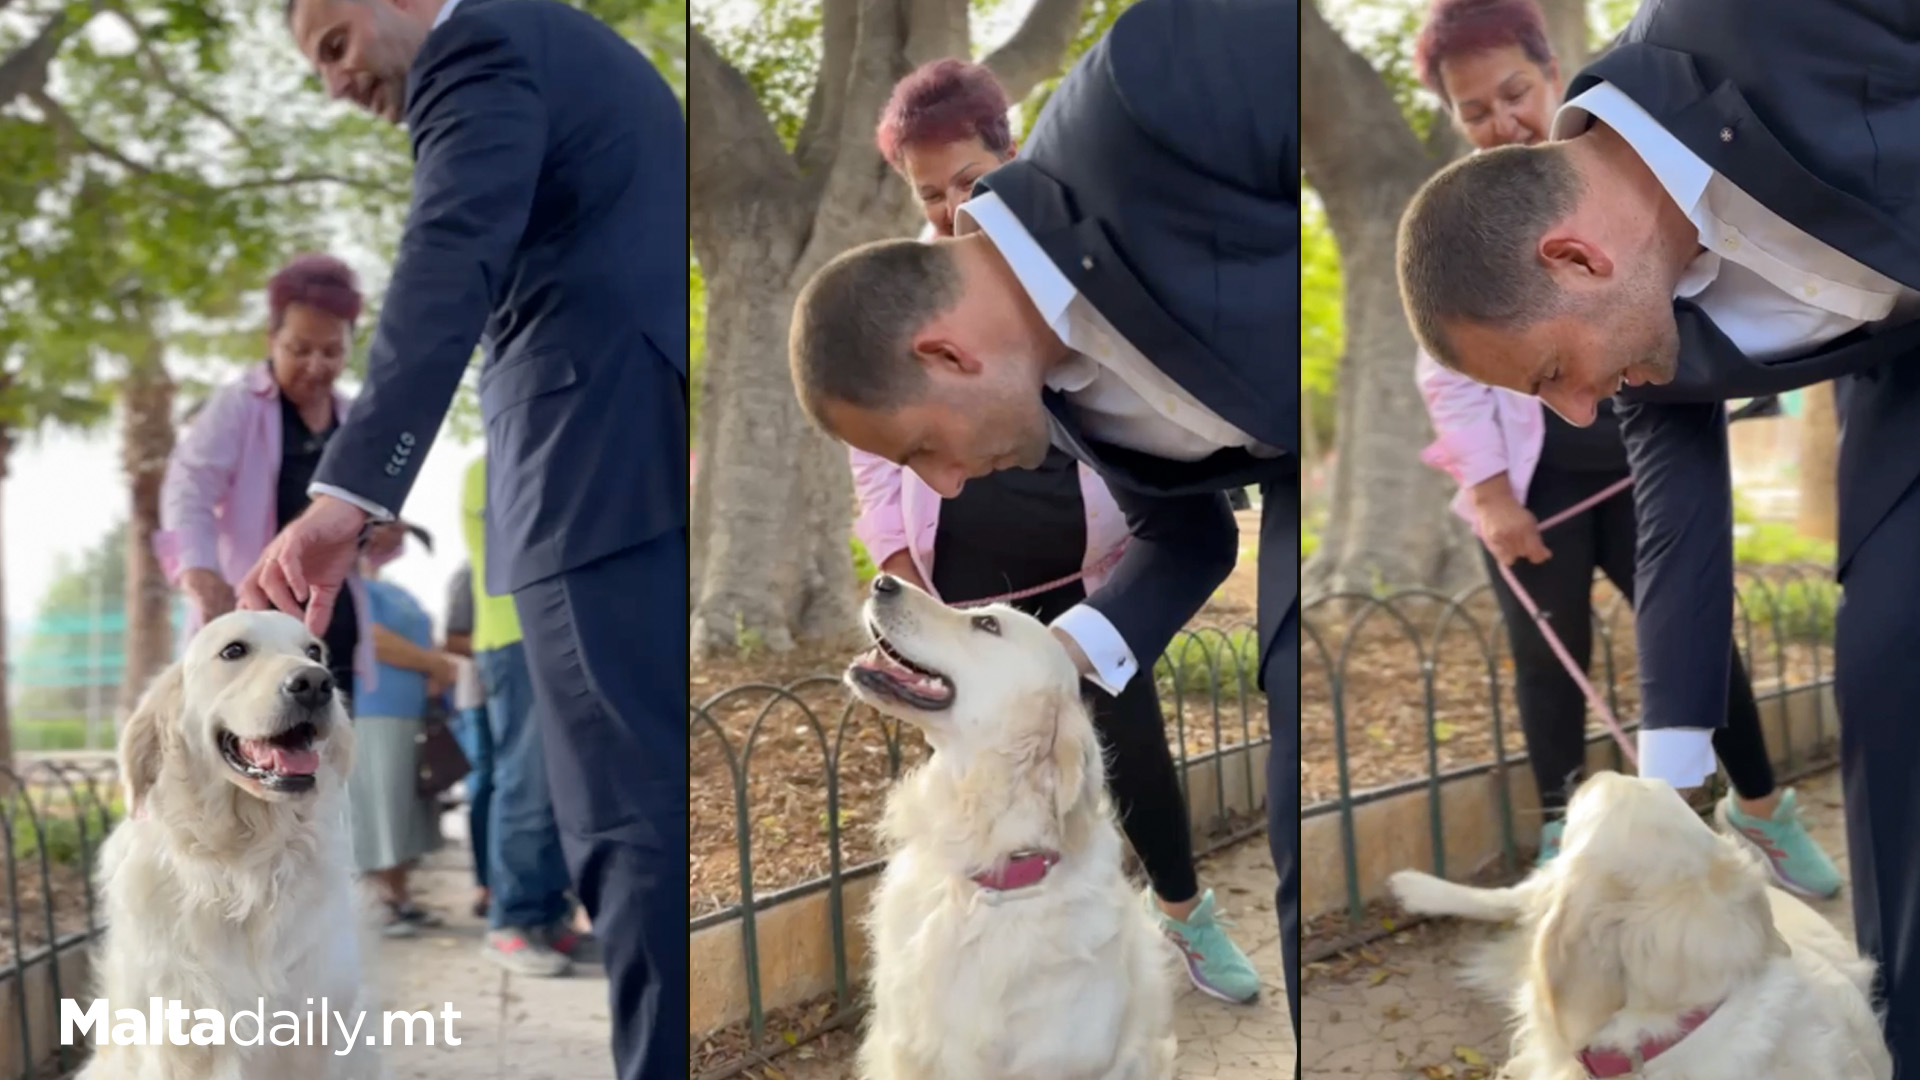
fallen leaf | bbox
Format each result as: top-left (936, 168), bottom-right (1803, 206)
top-left (1455, 1046), bottom-right (1487, 1066)
top-left (1433, 721), bottom-right (1459, 743)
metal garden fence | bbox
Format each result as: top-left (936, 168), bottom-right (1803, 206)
top-left (689, 623), bottom-right (1270, 1077)
top-left (0, 758), bottom-right (121, 1080)
top-left (1301, 563), bottom-right (1840, 961)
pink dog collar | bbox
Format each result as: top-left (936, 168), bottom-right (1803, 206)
top-left (970, 849), bottom-right (1060, 893)
top-left (1576, 1005), bottom-right (1719, 1078)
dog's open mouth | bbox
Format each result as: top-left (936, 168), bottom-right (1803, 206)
top-left (218, 723), bottom-right (322, 793)
top-left (849, 624), bottom-right (955, 711)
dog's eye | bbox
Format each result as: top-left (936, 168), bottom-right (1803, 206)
top-left (971, 615), bottom-right (1000, 635)
top-left (219, 642), bottom-right (248, 661)
top-left (305, 644), bottom-right (324, 662)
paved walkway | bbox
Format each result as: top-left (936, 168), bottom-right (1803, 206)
top-left (1301, 767), bottom-right (1854, 1079)
top-left (368, 812), bottom-right (616, 1080)
top-left (763, 834), bottom-right (1299, 1080)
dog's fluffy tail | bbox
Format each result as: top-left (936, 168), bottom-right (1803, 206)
top-left (1387, 870), bottom-right (1531, 922)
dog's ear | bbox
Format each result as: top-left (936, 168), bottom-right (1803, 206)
top-left (120, 663), bottom-right (183, 816)
top-left (1530, 875), bottom-right (1626, 1048)
top-left (1048, 687), bottom-right (1104, 819)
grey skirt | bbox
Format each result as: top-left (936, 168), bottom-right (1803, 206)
top-left (347, 716), bottom-right (443, 872)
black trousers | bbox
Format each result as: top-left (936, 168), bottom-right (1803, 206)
top-left (1258, 476), bottom-right (1301, 1049)
top-left (1836, 465), bottom-right (1920, 1075)
top-left (1483, 465), bottom-right (1774, 813)
top-left (513, 530), bottom-right (687, 1080)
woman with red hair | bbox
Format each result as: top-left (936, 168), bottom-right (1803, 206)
top-left (1409, 0), bottom-right (1841, 892)
top-left (157, 255), bottom-right (426, 710)
top-left (847, 58), bottom-right (1260, 1004)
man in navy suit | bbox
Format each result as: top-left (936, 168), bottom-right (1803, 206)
top-left (242, 1), bottom-right (687, 1076)
top-left (1398, 0), bottom-right (1920, 1066)
top-left (789, 0), bottom-right (1300, 1038)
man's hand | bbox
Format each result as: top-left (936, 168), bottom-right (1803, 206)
top-left (180, 568), bottom-right (236, 621)
top-left (1471, 479), bottom-right (1550, 567)
top-left (238, 495), bottom-right (369, 636)
top-left (1050, 625), bottom-right (1095, 678)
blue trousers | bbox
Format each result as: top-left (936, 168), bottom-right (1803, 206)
top-left (513, 529), bottom-right (687, 1080)
top-left (475, 642), bottom-right (574, 929)
top-left (453, 705), bottom-right (494, 889)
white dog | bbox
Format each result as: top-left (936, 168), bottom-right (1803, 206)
top-left (81, 611), bottom-right (380, 1080)
top-left (845, 576), bottom-right (1178, 1080)
top-left (1388, 771), bottom-right (1890, 1080)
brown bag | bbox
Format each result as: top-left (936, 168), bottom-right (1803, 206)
top-left (415, 700), bottom-right (471, 800)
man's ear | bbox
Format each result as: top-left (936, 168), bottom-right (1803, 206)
top-left (912, 335), bottom-right (983, 377)
top-left (1539, 233), bottom-right (1615, 280)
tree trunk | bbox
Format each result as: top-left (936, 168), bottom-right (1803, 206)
top-left (0, 426), bottom-right (13, 786)
top-left (1299, 0), bottom-right (1587, 597)
top-left (119, 331), bottom-right (174, 717)
top-left (687, 0), bottom-right (1086, 659)
top-left (1798, 382), bottom-right (1839, 544)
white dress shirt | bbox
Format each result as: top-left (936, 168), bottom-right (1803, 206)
top-left (1555, 83), bottom-right (1920, 789)
top-left (306, 0), bottom-right (471, 525)
top-left (954, 193), bottom-right (1271, 694)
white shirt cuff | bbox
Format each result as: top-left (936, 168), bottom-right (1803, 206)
top-left (1637, 727), bottom-right (1717, 789)
top-left (1050, 604), bottom-right (1138, 696)
top-left (308, 483), bottom-right (394, 522)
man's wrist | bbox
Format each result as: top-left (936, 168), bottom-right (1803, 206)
top-left (309, 483), bottom-right (394, 523)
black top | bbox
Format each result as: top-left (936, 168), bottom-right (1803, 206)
top-left (276, 390), bottom-right (360, 694)
top-left (929, 445), bottom-right (1090, 624)
top-left (1537, 398), bottom-right (1629, 474)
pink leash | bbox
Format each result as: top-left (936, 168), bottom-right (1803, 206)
top-left (1482, 476), bottom-right (1640, 766)
top-left (952, 543), bottom-right (1128, 609)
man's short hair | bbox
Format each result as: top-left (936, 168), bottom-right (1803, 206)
top-left (1397, 143), bottom-right (1584, 368)
top-left (789, 238), bottom-right (963, 428)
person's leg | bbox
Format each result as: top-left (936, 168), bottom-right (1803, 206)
top-left (514, 530), bottom-right (687, 1080)
top-left (1485, 468), bottom-right (1602, 851)
top-left (476, 643), bottom-right (576, 964)
top-left (455, 703), bottom-right (495, 906)
top-left (1837, 473), bottom-right (1920, 1073)
top-left (1094, 675), bottom-right (1260, 1003)
top-left (1257, 476), bottom-right (1299, 1045)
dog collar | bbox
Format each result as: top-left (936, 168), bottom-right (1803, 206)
top-left (1576, 1004), bottom-right (1720, 1078)
top-left (969, 849), bottom-right (1060, 897)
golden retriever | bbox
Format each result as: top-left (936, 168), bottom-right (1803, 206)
top-left (1388, 771), bottom-right (1889, 1080)
top-left (81, 611), bottom-right (381, 1080)
top-left (844, 575), bottom-right (1178, 1080)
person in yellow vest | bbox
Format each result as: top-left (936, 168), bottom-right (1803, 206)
top-left (463, 454), bottom-right (581, 975)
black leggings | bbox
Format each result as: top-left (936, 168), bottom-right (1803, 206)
top-left (1483, 465), bottom-right (1775, 814)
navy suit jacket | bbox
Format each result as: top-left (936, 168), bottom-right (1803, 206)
top-left (971, 0), bottom-right (1298, 682)
top-left (1576, 0), bottom-right (1920, 729)
top-left (314, 0), bottom-right (688, 595)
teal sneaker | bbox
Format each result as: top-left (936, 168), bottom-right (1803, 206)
top-left (1535, 819), bottom-right (1566, 868)
top-left (1717, 787), bottom-right (1844, 899)
top-left (1150, 888), bottom-right (1260, 1004)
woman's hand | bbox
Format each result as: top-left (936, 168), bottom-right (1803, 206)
top-left (181, 568), bottom-right (237, 620)
top-left (1471, 479), bottom-right (1550, 567)
top-left (426, 652), bottom-right (461, 698)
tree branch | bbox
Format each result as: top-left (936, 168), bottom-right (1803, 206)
top-left (793, 0), bottom-right (858, 181)
top-left (106, 5), bottom-right (256, 153)
top-left (30, 89), bottom-right (154, 177)
top-left (1299, 0), bottom-right (1427, 211)
top-left (0, 11), bottom-right (73, 109)
top-left (977, 0), bottom-right (1084, 102)
top-left (215, 172), bottom-right (407, 197)
top-left (689, 23), bottom-right (802, 255)
top-left (813, 0), bottom-right (908, 233)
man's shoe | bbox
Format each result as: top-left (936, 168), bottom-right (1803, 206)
top-left (1717, 787), bottom-right (1844, 899)
top-left (540, 919), bottom-right (600, 964)
top-left (484, 928), bottom-right (573, 977)
top-left (1150, 888), bottom-right (1261, 1005)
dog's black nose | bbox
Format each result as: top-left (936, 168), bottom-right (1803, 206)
top-left (282, 668), bottom-right (334, 709)
top-left (871, 574), bottom-right (899, 596)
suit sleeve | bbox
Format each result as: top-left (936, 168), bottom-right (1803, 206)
top-left (1616, 397), bottom-right (1735, 738)
top-left (1073, 485), bottom-right (1238, 693)
top-left (311, 15), bottom-right (547, 512)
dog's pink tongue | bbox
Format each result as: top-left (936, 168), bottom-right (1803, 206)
top-left (239, 738), bottom-right (320, 776)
